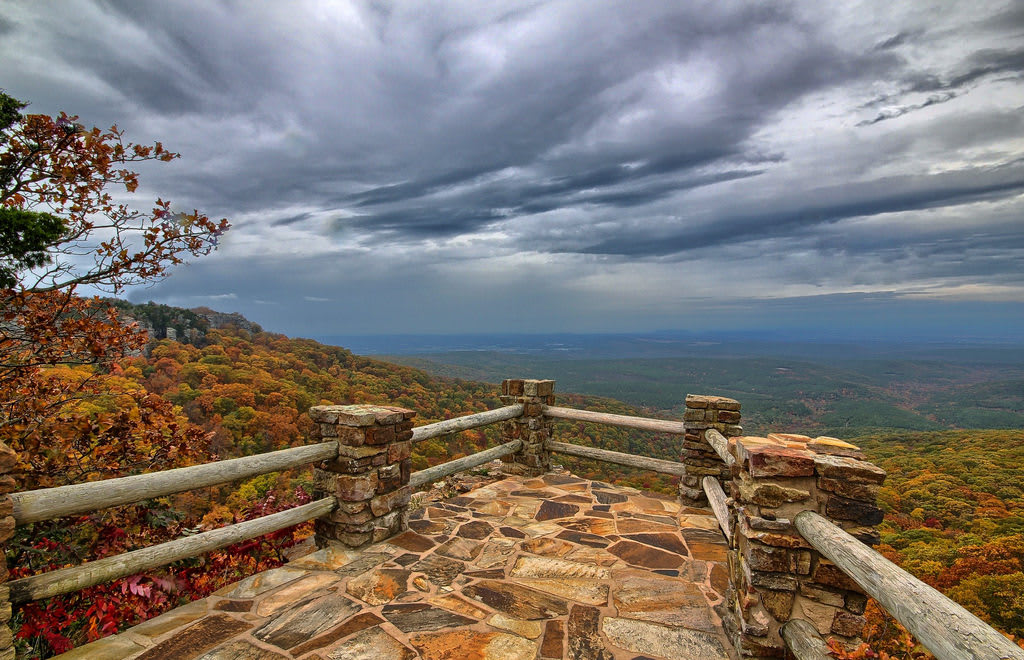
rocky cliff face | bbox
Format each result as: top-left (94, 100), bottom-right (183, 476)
top-left (191, 307), bottom-right (262, 334)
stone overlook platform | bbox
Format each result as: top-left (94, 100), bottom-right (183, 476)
top-left (60, 473), bottom-right (736, 660)
top-left (17, 385), bottom-right (1017, 660)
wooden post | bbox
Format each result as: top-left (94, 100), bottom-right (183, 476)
top-left (680, 394), bottom-right (741, 505)
top-left (723, 433), bottom-right (884, 657)
top-left (0, 442), bottom-right (18, 660)
top-left (499, 379), bottom-right (554, 477)
top-left (310, 404), bottom-right (416, 549)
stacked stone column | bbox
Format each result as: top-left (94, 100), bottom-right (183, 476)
top-left (499, 379), bottom-right (555, 477)
top-left (721, 433), bottom-right (886, 657)
top-left (0, 442), bottom-right (17, 660)
top-left (310, 404), bottom-right (416, 549)
top-left (679, 394), bottom-right (742, 505)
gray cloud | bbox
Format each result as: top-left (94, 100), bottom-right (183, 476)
top-left (1, 0), bottom-right (1022, 336)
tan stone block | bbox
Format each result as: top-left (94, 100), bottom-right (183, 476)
top-left (371, 486), bottom-right (411, 517)
top-left (767, 433), bottom-right (811, 445)
top-left (799, 583), bottom-right (845, 607)
top-left (524, 379), bottom-right (555, 396)
top-left (808, 436), bottom-right (864, 459)
top-left (734, 436), bottom-right (780, 465)
top-left (790, 549), bottom-right (812, 575)
top-left (718, 409), bottom-right (741, 423)
top-left (0, 444), bottom-right (18, 473)
top-left (826, 495), bottom-right (883, 526)
top-left (0, 517), bottom-right (14, 544)
top-left (817, 477), bottom-right (879, 500)
top-left (745, 444), bottom-right (815, 478)
top-left (0, 477), bottom-right (16, 495)
top-left (364, 425), bottom-right (395, 445)
top-left (685, 394), bottom-right (711, 408)
top-left (736, 472), bottom-right (811, 507)
top-left (744, 541), bottom-right (789, 573)
top-left (794, 597), bottom-right (840, 635)
top-left (831, 611), bottom-right (867, 637)
top-left (388, 441), bottom-right (412, 463)
top-left (336, 425), bottom-right (369, 446)
top-left (845, 592), bottom-right (868, 614)
top-left (503, 379), bottom-right (525, 396)
top-left (813, 454), bottom-right (886, 484)
top-left (372, 509), bottom-right (405, 542)
top-left (337, 443), bottom-right (387, 459)
top-left (330, 506), bottom-right (374, 525)
top-left (760, 589), bottom-right (794, 621)
top-left (813, 560), bottom-right (862, 592)
top-left (335, 472), bottom-right (378, 501)
top-left (737, 515), bottom-right (810, 549)
top-left (684, 409), bottom-right (706, 422)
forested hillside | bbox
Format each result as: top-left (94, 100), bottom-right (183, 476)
top-left (856, 429), bottom-right (1024, 649)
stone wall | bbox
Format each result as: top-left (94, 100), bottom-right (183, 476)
top-left (0, 442), bottom-right (17, 660)
top-left (721, 433), bottom-right (885, 657)
top-left (679, 394), bottom-right (742, 505)
top-left (310, 404), bottom-right (416, 549)
top-left (499, 379), bottom-right (555, 477)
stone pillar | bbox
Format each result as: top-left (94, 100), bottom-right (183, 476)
top-left (679, 394), bottom-right (742, 505)
top-left (722, 433), bottom-right (885, 657)
top-left (310, 404), bottom-right (416, 549)
top-left (499, 379), bottom-right (555, 477)
top-left (0, 442), bottom-right (18, 660)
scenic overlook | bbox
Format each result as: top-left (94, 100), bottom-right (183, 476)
top-left (0, 1), bottom-right (1022, 659)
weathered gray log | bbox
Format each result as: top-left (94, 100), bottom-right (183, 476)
top-left (409, 440), bottom-right (522, 489)
top-left (543, 406), bottom-right (685, 435)
top-left (780, 618), bottom-right (833, 660)
top-left (8, 498), bottom-right (335, 603)
top-left (704, 428), bottom-right (736, 467)
top-left (795, 511), bottom-right (1024, 660)
top-left (545, 440), bottom-right (687, 477)
top-left (11, 442), bottom-right (338, 525)
top-left (411, 405), bottom-right (524, 443)
top-left (701, 476), bottom-right (732, 543)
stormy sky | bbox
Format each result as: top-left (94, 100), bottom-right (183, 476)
top-left (2, 0), bottom-right (1023, 340)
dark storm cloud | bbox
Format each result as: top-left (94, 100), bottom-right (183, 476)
top-left (859, 46), bottom-right (1024, 124)
top-left (582, 160), bottom-right (1024, 256)
top-left (2, 0), bottom-right (1023, 335)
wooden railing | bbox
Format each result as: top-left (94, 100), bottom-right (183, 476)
top-left (4, 405), bottom-right (524, 607)
top-left (5, 388), bottom-right (1022, 660)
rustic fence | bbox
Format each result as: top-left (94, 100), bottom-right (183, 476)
top-left (0, 378), bottom-right (1020, 660)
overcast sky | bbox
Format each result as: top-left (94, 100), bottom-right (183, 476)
top-left (2, 0), bottom-right (1023, 340)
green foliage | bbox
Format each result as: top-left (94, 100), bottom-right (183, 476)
top-left (0, 207), bottom-right (67, 288)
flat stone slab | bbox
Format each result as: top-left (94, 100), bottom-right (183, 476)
top-left (382, 603), bottom-right (478, 632)
top-left (198, 640), bottom-right (289, 659)
top-left (603, 617), bottom-right (730, 659)
top-left (63, 474), bottom-right (736, 660)
top-left (253, 593), bottom-right (361, 649)
top-left (329, 626), bottom-right (417, 660)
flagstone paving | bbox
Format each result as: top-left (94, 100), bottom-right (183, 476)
top-left (57, 473), bottom-right (737, 659)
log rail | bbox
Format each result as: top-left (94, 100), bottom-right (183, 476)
top-left (5, 405), bottom-right (527, 605)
